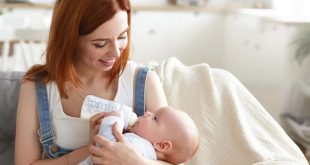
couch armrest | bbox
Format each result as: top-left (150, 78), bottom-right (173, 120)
top-left (0, 71), bottom-right (25, 165)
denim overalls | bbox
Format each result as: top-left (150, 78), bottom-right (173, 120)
top-left (35, 67), bottom-right (150, 158)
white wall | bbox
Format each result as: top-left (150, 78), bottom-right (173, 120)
top-left (131, 11), bottom-right (225, 67)
top-left (222, 14), bottom-right (299, 120)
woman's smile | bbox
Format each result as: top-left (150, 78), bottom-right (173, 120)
top-left (98, 58), bottom-right (116, 67)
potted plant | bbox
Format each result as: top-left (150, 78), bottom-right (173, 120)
top-left (281, 24), bottom-right (310, 154)
top-left (292, 24), bottom-right (310, 83)
top-left (284, 24), bottom-right (310, 118)
top-left (294, 24), bottom-right (310, 64)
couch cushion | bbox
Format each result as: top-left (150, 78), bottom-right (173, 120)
top-left (0, 71), bottom-right (24, 165)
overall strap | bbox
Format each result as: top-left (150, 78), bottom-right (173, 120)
top-left (35, 81), bottom-right (55, 156)
top-left (134, 67), bottom-right (149, 117)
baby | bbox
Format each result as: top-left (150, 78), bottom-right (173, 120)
top-left (79, 97), bottom-right (199, 165)
top-left (128, 106), bottom-right (200, 164)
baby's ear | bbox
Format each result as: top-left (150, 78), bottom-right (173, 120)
top-left (153, 141), bottom-right (172, 152)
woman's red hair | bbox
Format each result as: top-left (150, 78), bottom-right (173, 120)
top-left (24, 0), bottom-right (131, 98)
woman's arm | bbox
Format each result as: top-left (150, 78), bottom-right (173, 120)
top-left (145, 70), bottom-right (168, 113)
top-left (15, 80), bottom-right (89, 164)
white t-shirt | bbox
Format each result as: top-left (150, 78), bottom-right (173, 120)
top-left (46, 61), bottom-right (138, 149)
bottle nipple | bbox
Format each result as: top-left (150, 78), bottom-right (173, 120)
top-left (128, 113), bottom-right (138, 127)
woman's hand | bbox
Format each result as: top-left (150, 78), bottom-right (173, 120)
top-left (89, 112), bottom-right (106, 145)
top-left (89, 123), bottom-right (144, 165)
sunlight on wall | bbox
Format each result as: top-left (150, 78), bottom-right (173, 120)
top-left (272, 0), bottom-right (310, 18)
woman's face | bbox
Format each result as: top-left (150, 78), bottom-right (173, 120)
top-left (75, 11), bottom-right (128, 72)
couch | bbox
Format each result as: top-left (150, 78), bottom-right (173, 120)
top-left (0, 71), bottom-right (24, 165)
top-left (0, 58), bottom-right (309, 165)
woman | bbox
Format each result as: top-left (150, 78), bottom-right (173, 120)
top-left (15, 0), bottom-right (169, 164)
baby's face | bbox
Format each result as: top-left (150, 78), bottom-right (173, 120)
top-left (129, 106), bottom-right (199, 163)
top-left (129, 107), bottom-right (174, 143)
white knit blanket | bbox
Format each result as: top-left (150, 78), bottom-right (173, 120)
top-left (154, 58), bottom-right (308, 165)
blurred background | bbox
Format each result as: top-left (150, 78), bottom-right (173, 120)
top-left (1, 0), bottom-right (310, 157)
